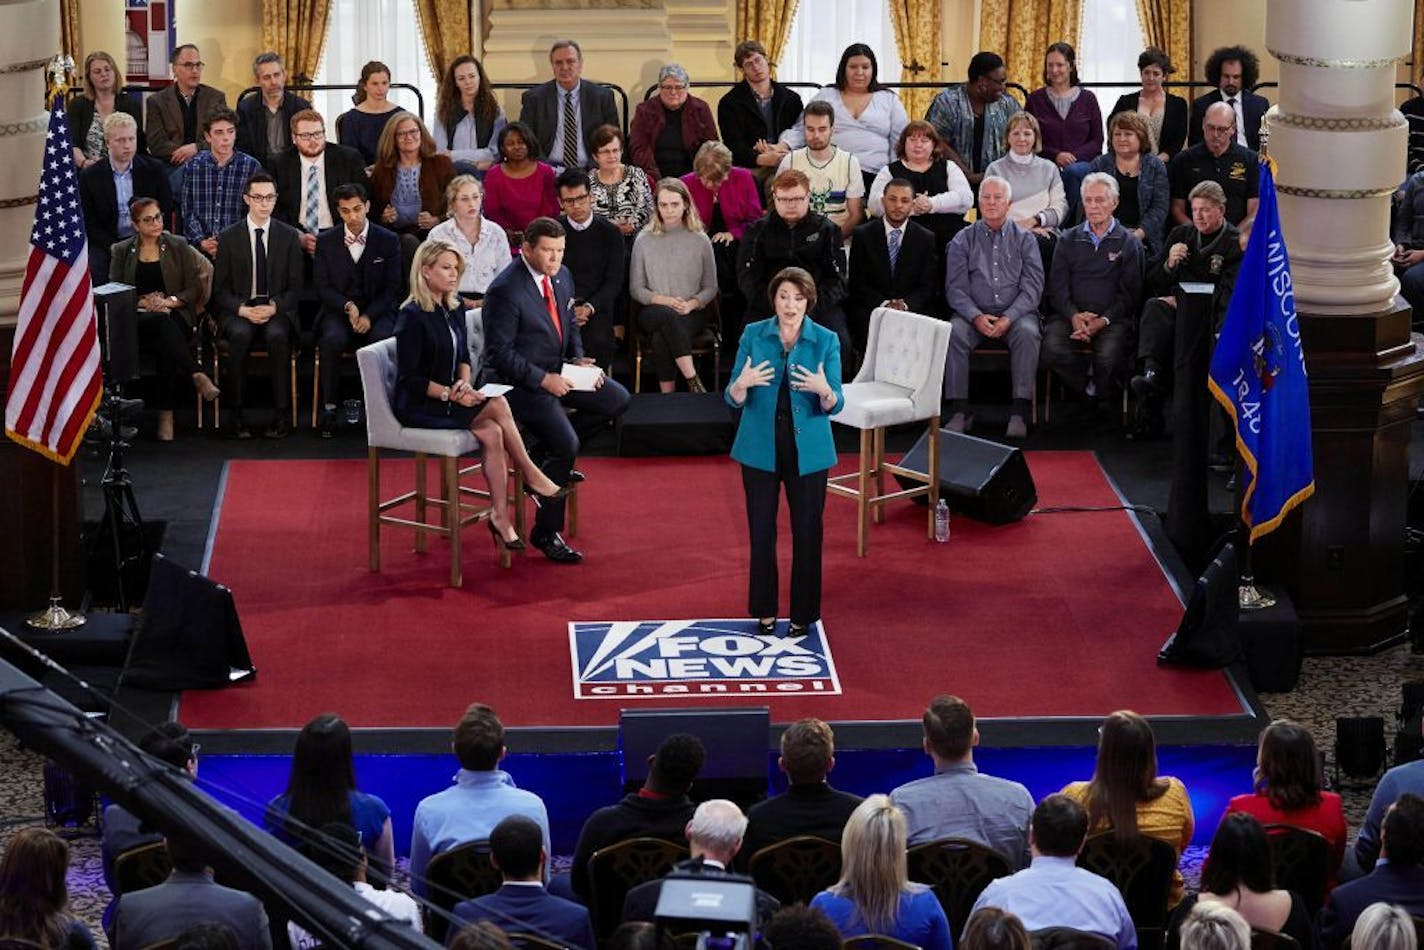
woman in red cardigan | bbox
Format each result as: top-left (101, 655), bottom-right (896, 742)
top-left (630, 63), bottom-right (719, 182)
top-left (1225, 719), bottom-right (1346, 889)
top-left (681, 141), bottom-right (762, 315)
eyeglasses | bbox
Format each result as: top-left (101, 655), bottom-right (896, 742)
top-left (176, 61), bottom-right (204, 70)
top-left (246, 193), bottom-right (278, 203)
top-left (293, 130), bottom-right (325, 141)
top-left (658, 83), bottom-right (689, 92)
top-left (396, 129), bottom-right (422, 139)
top-left (773, 194), bottom-right (808, 204)
top-left (135, 213), bottom-right (164, 224)
top-left (1204, 123), bottom-right (1235, 135)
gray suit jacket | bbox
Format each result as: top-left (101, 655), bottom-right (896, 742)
top-left (111, 869), bottom-right (271, 950)
top-left (518, 79), bottom-right (619, 164)
top-left (145, 84), bottom-right (229, 162)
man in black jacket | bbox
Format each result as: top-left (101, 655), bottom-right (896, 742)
top-left (846, 179), bottom-right (939, 350)
top-left (556, 169), bottom-right (626, 368)
top-left (718, 41), bottom-right (802, 186)
top-left (79, 112), bottom-right (173, 278)
top-left (234, 52), bottom-right (311, 168)
top-left (737, 169), bottom-right (851, 364)
top-left (740, 718), bottom-right (862, 867)
top-left (271, 110), bottom-right (369, 256)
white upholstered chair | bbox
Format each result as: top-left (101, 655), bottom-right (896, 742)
top-left (827, 306), bottom-right (951, 557)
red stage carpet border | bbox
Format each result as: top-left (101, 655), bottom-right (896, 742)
top-left (179, 452), bottom-right (1246, 730)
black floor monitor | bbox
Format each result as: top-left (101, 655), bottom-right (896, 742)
top-left (619, 707), bottom-right (771, 808)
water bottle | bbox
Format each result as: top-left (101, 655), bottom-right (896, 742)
top-left (934, 499), bottom-right (951, 543)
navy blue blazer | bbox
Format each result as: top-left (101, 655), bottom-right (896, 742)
top-left (450, 884), bottom-right (595, 950)
top-left (1315, 863), bottom-right (1424, 949)
top-left (483, 257), bottom-right (584, 392)
top-left (393, 299), bottom-right (471, 427)
top-left (1188, 89), bottom-right (1269, 152)
top-left (727, 317), bottom-right (843, 475)
top-left (314, 223), bottom-right (402, 330)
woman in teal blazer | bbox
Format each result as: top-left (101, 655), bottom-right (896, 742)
top-left (727, 266), bottom-right (843, 636)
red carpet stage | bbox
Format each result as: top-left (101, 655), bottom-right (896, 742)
top-left (178, 452), bottom-right (1248, 731)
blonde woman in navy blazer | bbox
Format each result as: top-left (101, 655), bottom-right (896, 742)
top-left (727, 266), bottom-right (843, 637)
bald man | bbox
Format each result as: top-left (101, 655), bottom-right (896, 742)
top-left (1167, 101), bottom-right (1259, 236)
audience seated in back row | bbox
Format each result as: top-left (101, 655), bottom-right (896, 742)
top-left (271, 109), bottom-right (370, 255)
top-left (520, 39), bottom-right (620, 172)
top-left (235, 52), bottom-right (311, 169)
top-left (629, 63), bottom-right (719, 183)
top-left (146, 43), bottom-right (229, 189)
top-left (778, 100), bottom-right (865, 241)
top-left (719, 40), bottom-right (802, 187)
top-left (337, 61), bottom-right (401, 167)
top-left (433, 55), bottom-right (507, 175)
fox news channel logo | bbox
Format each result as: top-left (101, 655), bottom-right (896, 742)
top-left (569, 619), bottom-right (842, 700)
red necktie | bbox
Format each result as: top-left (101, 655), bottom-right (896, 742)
top-left (542, 275), bottom-right (563, 341)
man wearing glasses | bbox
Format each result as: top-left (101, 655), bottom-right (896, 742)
top-left (1168, 101), bottom-right (1260, 238)
top-left (519, 39), bottom-right (619, 171)
top-left (145, 44), bottom-right (228, 190)
top-left (924, 51), bottom-right (1022, 189)
top-left (212, 172), bottom-right (304, 440)
top-left (80, 112), bottom-right (173, 278)
top-left (271, 109), bottom-right (369, 256)
top-left (555, 168), bottom-right (625, 368)
top-left (628, 63), bottom-right (718, 181)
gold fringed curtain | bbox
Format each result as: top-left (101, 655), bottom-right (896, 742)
top-left (1415, 0), bottom-right (1424, 89)
top-left (60, 0), bottom-right (80, 59)
top-left (413, 0), bottom-right (472, 85)
top-left (1134, 0), bottom-right (1191, 84)
top-left (978, 0), bottom-right (1083, 96)
top-left (735, 0), bottom-right (801, 70)
top-left (261, 0), bottom-right (332, 85)
top-left (888, 0), bottom-right (941, 118)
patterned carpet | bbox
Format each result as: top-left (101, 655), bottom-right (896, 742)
top-left (4, 645), bottom-right (1422, 946)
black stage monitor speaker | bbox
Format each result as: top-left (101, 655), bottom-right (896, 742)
top-left (121, 553), bottom-right (256, 690)
top-left (894, 428), bottom-right (1037, 524)
top-left (1158, 542), bottom-right (1241, 669)
top-left (619, 707), bottom-right (770, 807)
top-left (95, 283), bottom-right (140, 382)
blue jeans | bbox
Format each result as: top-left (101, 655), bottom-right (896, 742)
top-left (1060, 160), bottom-right (1093, 217)
top-left (1400, 260), bottom-right (1424, 320)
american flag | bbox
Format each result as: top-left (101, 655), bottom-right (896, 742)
top-left (4, 97), bottom-right (101, 465)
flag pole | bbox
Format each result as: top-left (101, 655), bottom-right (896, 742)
top-left (25, 461), bottom-right (85, 630)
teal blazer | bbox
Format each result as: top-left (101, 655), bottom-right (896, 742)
top-left (727, 317), bottom-right (843, 475)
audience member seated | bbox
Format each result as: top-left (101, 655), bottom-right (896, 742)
top-left (1350, 747), bottom-right (1424, 876)
top-left (1402, 94), bottom-right (1424, 177)
top-left (781, 44), bottom-right (909, 193)
top-left (69, 51), bottom-right (144, 168)
top-left (1189, 47), bottom-right (1268, 153)
top-left (271, 109), bottom-right (370, 256)
top-left (1109, 47), bottom-right (1189, 161)
top-left (554, 169), bottom-right (626, 369)
top-left (1169, 103), bottom-right (1259, 234)
top-left (338, 61), bottom-right (402, 167)
top-left (811, 795), bottom-right (952, 950)
top-left (926, 51), bottom-right (1022, 188)
top-left (1040, 172), bottom-right (1144, 423)
top-left (761, 904), bottom-right (845, 950)
top-left (80, 112), bottom-right (173, 278)
top-left (1163, 813), bottom-right (1312, 950)
top-left (182, 109), bottom-right (263, 257)
top-left (740, 717), bottom-right (863, 865)
top-left (867, 120), bottom-right (974, 256)
top-left (778, 100), bottom-right (865, 240)
top-left (629, 177), bottom-right (718, 393)
top-left (451, 815), bottom-right (595, 950)
top-left (1025, 42), bottom-right (1102, 213)
top-left (0, 827), bottom-right (98, 949)
top-left (146, 44), bottom-right (229, 187)
top-left (483, 122), bottom-right (560, 242)
top-left (112, 829), bottom-right (270, 950)
top-left (605, 921), bottom-right (674, 950)
top-left (1348, 902), bottom-right (1418, 950)
top-left (1088, 111), bottom-right (1169, 258)
top-left (448, 920), bottom-right (515, 950)
top-left (110, 196), bottom-right (220, 441)
top-left (629, 64), bottom-right (718, 183)
top-left (483, 217), bottom-right (631, 563)
top-left (960, 907), bottom-right (1032, 950)
top-left (941, 175), bottom-right (1043, 439)
top-left (211, 171), bottom-right (303, 440)
top-left (433, 55), bottom-right (506, 175)
top-left (262, 713), bottom-right (395, 879)
top-left (235, 52), bottom-right (311, 168)
top-left (971, 794), bottom-right (1136, 949)
top-left (1179, 903), bottom-right (1250, 950)
top-left (370, 111), bottom-right (456, 252)
top-left (1060, 709), bottom-right (1193, 906)
top-left (589, 124), bottom-right (655, 238)
top-left (1226, 719), bottom-right (1346, 886)
top-left (1129, 180), bottom-right (1242, 440)
top-left (718, 40), bottom-right (802, 185)
top-left (846, 179), bottom-right (939, 352)
top-left (313, 183), bottom-right (401, 437)
top-left (288, 823), bottom-right (422, 948)
top-left (410, 703), bottom-right (554, 896)
top-left (519, 39), bottom-right (619, 172)
top-left (623, 799), bottom-right (780, 927)
top-left (1392, 167), bottom-right (1424, 320)
top-left (736, 169), bottom-right (851, 358)
top-left (568, 732), bottom-right (705, 901)
top-left (1316, 794), bottom-right (1424, 949)
top-left (890, 694), bottom-right (1034, 868)
top-left (985, 111), bottom-right (1068, 246)
top-left (428, 175), bottom-right (515, 310)
top-left (682, 141), bottom-right (763, 318)
top-left (174, 922), bottom-right (243, 950)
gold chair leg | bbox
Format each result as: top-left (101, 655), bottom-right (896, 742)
top-left (872, 426), bottom-right (886, 525)
top-left (633, 350), bottom-right (642, 394)
top-left (414, 454), bottom-right (428, 553)
top-left (368, 447), bottom-right (381, 571)
top-left (927, 418), bottom-right (941, 540)
top-left (856, 428), bottom-right (871, 558)
top-left (445, 456), bottom-right (462, 587)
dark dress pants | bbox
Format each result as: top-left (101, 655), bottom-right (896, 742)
top-left (316, 310), bottom-right (395, 407)
top-left (505, 377), bottom-right (631, 537)
top-left (637, 304), bottom-right (707, 382)
top-left (135, 309), bottom-right (199, 410)
top-left (1137, 297), bottom-right (1177, 376)
top-left (741, 410), bottom-right (828, 626)
top-left (220, 311), bottom-right (295, 415)
top-left (1040, 318), bottom-right (1132, 401)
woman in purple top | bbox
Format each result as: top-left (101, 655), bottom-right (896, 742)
top-left (482, 122), bottom-right (559, 244)
top-left (1025, 42), bottom-right (1102, 215)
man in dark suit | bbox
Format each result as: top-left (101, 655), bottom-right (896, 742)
top-left (556, 168), bottom-right (626, 368)
top-left (519, 40), bottom-right (620, 171)
top-left (145, 44), bottom-right (228, 185)
top-left (846, 179), bottom-right (939, 351)
top-left (272, 109), bottom-right (369, 256)
top-left (79, 112), bottom-right (173, 278)
top-left (1316, 793), bottom-right (1424, 949)
top-left (623, 800), bottom-right (780, 929)
top-left (739, 718), bottom-right (862, 868)
top-left (313, 182), bottom-right (401, 436)
top-left (1188, 46), bottom-right (1269, 152)
top-left (483, 217), bottom-right (631, 564)
top-left (451, 815), bottom-right (595, 949)
top-left (235, 52), bottom-right (312, 168)
top-left (211, 171), bottom-right (304, 440)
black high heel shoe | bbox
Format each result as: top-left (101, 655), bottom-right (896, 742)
top-left (523, 481), bottom-right (575, 502)
top-left (487, 520), bottom-right (525, 552)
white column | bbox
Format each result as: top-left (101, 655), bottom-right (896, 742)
top-left (1265, 0), bottom-right (1411, 315)
top-left (0, 0), bottom-right (57, 325)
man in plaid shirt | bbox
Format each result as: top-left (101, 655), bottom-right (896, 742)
top-left (181, 108), bottom-right (261, 257)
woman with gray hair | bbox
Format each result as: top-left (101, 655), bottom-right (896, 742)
top-left (1350, 903), bottom-right (1418, 950)
top-left (630, 63), bottom-right (719, 182)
